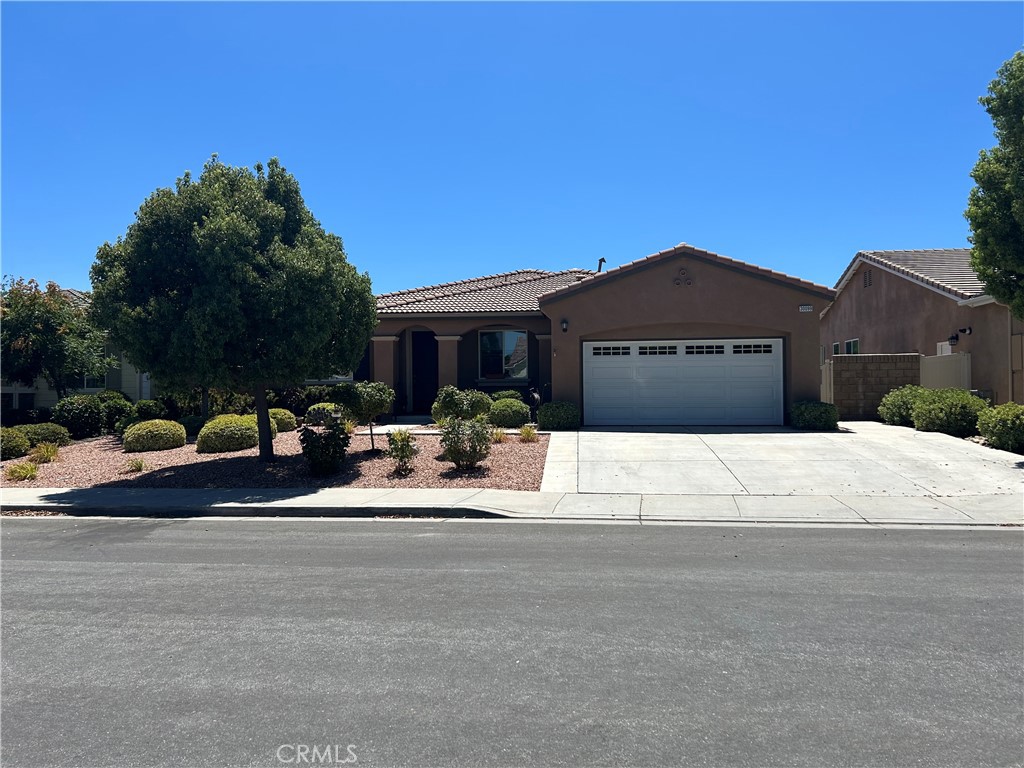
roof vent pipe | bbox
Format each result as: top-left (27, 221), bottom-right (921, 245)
top-left (597, 258), bottom-right (606, 273)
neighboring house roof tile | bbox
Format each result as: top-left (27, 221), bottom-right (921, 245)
top-left (537, 242), bottom-right (835, 304)
top-left (60, 288), bottom-right (91, 309)
top-left (376, 269), bottom-right (595, 314)
top-left (847, 249), bottom-right (984, 299)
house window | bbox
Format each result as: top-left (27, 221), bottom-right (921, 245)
top-left (480, 330), bottom-right (528, 380)
top-left (844, 339), bottom-right (859, 354)
top-left (83, 374), bottom-right (105, 390)
top-left (19, 393), bottom-right (34, 410)
top-left (832, 342), bottom-right (840, 355)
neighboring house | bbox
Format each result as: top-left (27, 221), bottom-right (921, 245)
top-left (821, 249), bottom-right (1023, 405)
top-left (370, 242), bottom-right (834, 426)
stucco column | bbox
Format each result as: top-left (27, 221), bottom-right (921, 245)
top-left (535, 334), bottom-right (552, 400)
top-left (371, 336), bottom-right (399, 411)
top-left (435, 335), bottom-right (462, 389)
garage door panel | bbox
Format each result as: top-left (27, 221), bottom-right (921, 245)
top-left (591, 365), bottom-right (634, 380)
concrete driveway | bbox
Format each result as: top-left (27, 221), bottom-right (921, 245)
top-left (542, 421), bottom-right (1023, 499)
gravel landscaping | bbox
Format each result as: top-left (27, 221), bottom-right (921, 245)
top-left (0, 432), bottom-right (549, 491)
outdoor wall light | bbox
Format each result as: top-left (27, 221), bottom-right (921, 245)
top-left (948, 333), bottom-right (959, 347)
top-left (561, 319), bottom-right (569, 333)
top-left (959, 327), bottom-right (973, 335)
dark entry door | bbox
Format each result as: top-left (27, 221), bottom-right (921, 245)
top-left (411, 331), bottom-right (439, 414)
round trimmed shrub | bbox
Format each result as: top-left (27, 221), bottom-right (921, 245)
top-left (52, 394), bottom-right (105, 439)
top-left (123, 419), bottom-right (186, 453)
top-left (490, 389), bottom-right (523, 402)
top-left (431, 386), bottom-right (492, 423)
top-left (977, 402), bottom-right (1024, 453)
top-left (464, 390), bottom-right (493, 419)
top-left (96, 389), bottom-right (130, 404)
top-left (878, 385), bottom-right (931, 427)
top-left (1, 427), bottom-right (31, 460)
top-left (176, 415), bottom-right (207, 438)
top-left (537, 401), bottom-right (580, 431)
top-left (12, 422), bottom-right (72, 448)
top-left (489, 398), bottom-right (531, 428)
top-left (195, 414), bottom-right (276, 453)
top-left (269, 408), bottom-right (297, 433)
top-left (305, 402), bottom-right (348, 426)
top-left (114, 414), bottom-right (143, 437)
top-left (134, 399), bottom-right (167, 420)
top-left (911, 389), bottom-right (989, 438)
top-left (101, 397), bottom-right (134, 432)
top-left (791, 401), bottom-right (839, 431)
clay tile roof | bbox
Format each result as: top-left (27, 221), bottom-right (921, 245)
top-left (538, 242), bottom-right (835, 303)
top-left (855, 249), bottom-right (984, 299)
top-left (376, 269), bottom-right (595, 314)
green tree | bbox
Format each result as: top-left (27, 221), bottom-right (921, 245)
top-left (966, 51), bottom-right (1024, 318)
top-left (0, 278), bottom-right (113, 400)
top-left (89, 156), bottom-right (377, 461)
top-left (354, 381), bottom-right (396, 452)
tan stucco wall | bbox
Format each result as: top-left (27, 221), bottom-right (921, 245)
top-left (820, 262), bottom-right (1018, 404)
top-left (539, 252), bottom-right (831, 423)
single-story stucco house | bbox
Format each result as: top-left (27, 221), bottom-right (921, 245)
top-left (370, 242), bottom-right (835, 426)
top-left (821, 249), bottom-right (1023, 405)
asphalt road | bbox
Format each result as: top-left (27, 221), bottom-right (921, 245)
top-left (2, 519), bottom-right (1022, 768)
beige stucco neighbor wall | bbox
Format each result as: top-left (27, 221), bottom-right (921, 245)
top-left (539, 251), bottom-right (833, 424)
top-left (820, 261), bottom-right (1018, 404)
top-left (823, 354), bottom-right (922, 420)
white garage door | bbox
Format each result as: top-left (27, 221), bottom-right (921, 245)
top-left (583, 338), bottom-right (783, 426)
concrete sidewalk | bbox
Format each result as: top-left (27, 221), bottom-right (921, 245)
top-left (2, 485), bottom-right (1020, 526)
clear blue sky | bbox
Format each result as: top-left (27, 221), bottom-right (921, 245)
top-left (2, 1), bottom-right (1021, 296)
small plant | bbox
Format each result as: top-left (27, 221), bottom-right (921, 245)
top-left (440, 416), bottom-right (491, 469)
top-left (5, 461), bottom-right (38, 481)
top-left (977, 402), bottom-right (1024, 453)
top-left (490, 389), bottom-right (523, 402)
top-left (123, 457), bottom-right (147, 473)
top-left (133, 399), bottom-right (168, 420)
top-left (305, 402), bottom-right (348, 426)
top-left (489, 398), bottom-right (531, 428)
top-left (385, 428), bottom-right (419, 475)
top-left (519, 424), bottom-right (539, 443)
top-left (491, 427), bottom-right (508, 443)
top-left (52, 394), bottom-right (106, 439)
top-left (911, 388), bottom-right (989, 438)
top-left (791, 401), bottom-right (839, 431)
top-left (28, 442), bottom-right (59, 464)
top-left (537, 401), bottom-right (580, 431)
top-left (298, 419), bottom-right (352, 476)
top-left (1, 427), bottom-right (31, 460)
top-left (123, 420), bottom-right (187, 453)
top-left (878, 385), bottom-right (931, 427)
top-left (342, 419), bottom-right (358, 436)
top-left (431, 386), bottom-right (492, 423)
top-left (268, 408), bottom-right (297, 433)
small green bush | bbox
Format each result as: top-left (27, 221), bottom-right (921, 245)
top-left (537, 401), bottom-right (580, 431)
top-left (878, 385), bottom-right (931, 427)
top-left (1, 427), bottom-right (31, 460)
top-left (440, 417), bottom-right (491, 469)
top-left (491, 427), bottom-right (508, 443)
top-left (489, 398), bottom-right (531, 428)
top-left (269, 408), bottom-right (297, 433)
top-left (490, 389), bottom-right (523, 402)
top-left (176, 415), bottom-right (207, 438)
top-left (114, 414), bottom-right (143, 437)
top-left (52, 394), bottom-right (105, 439)
top-left (28, 442), bottom-right (60, 464)
top-left (95, 389), bottom-right (131, 404)
top-left (134, 399), bottom-right (167, 420)
top-left (791, 401), bottom-right (839, 431)
top-left (431, 386), bottom-right (493, 423)
top-left (911, 389), bottom-right (989, 438)
top-left (298, 420), bottom-right (351, 476)
top-left (196, 414), bottom-right (276, 453)
top-left (305, 402), bottom-right (349, 426)
top-left (977, 403), bottom-right (1024, 453)
top-left (123, 419), bottom-right (187, 453)
top-left (5, 461), bottom-right (38, 481)
top-left (385, 428), bottom-right (418, 475)
top-left (100, 397), bottom-right (134, 432)
top-left (123, 457), bottom-right (147, 473)
top-left (12, 422), bottom-right (72, 448)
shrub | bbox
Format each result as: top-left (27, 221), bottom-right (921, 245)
top-left (977, 402), bottom-right (1024, 453)
top-left (114, 415), bottom-right (143, 437)
top-left (298, 420), bottom-right (351, 476)
top-left (123, 419), bottom-right (187, 453)
top-left (134, 399), bottom-right (167, 420)
top-left (123, 457), bottom-right (147, 473)
top-left (269, 408), bottom-right (297, 433)
top-left (1, 427), bottom-right (31, 460)
top-left (519, 424), bottom-right (539, 443)
top-left (491, 427), bottom-right (508, 443)
top-left (196, 414), bottom-right (276, 453)
top-left (28, 442), bottom-right (60, 464)
top-left (101, 396), bottom-right (134, 432)
top-left (791, 401), bottom-right (839, 431)
top-left (878, 385), bottom-right (931, 427)
top-left (431, 386), bottom-right (492, 423)
top-left (354, 381), bottom-right (396, 451)
top-left (177, 415), bottom-right (207, 438)
top-left (489, 398), bottom-right (531, 428)
top-left (385, 428), bottom-right (418, 475)
top-left (305, 402), bottom-right (349, 426)
top-left (5, 461), bottom-right (38, 481)
top-left (96, 389), bottom-right (131, 403)
top-left (52, 394), bottom-right (105, 439)
top-left (12, 423), bottom-right (72, 448)
top-left (537, 401), bottom-right (580, 431)
top-left (911, 389), bottom-right (989, 438)
top-left (490, 389), bottom-right (523, 402)
top-left (440, 417), bottom-right (491, 469)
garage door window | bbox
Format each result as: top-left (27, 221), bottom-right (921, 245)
top-left (480, 330), bottom-right (528, 380)
top-left (638, 345), bottom-right (677, 356)
top-left (685, 344), bottom-right (725, 355)
top-left (732, 344), bottom-right (772, 354)
top-left (592, 346), bottom-right (631, 356)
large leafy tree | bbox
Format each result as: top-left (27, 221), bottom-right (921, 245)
top-left (966, 51), bottom-right (1024, 318)
top-left (90, 156), bottom-right (377, 461)
top-left (0, 278), bottom-right (113, 400)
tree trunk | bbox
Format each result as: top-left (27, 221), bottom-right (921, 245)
top-left (201, 388), bottom-right (210, 421)
top-left (254, 386), bottom-right (276, 462)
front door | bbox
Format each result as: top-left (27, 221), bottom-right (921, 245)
top-left (411, 331), bottom-right (439, 414)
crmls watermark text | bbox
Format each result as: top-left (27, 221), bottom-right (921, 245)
top-left (276, 744), bottom-right (357, 764)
